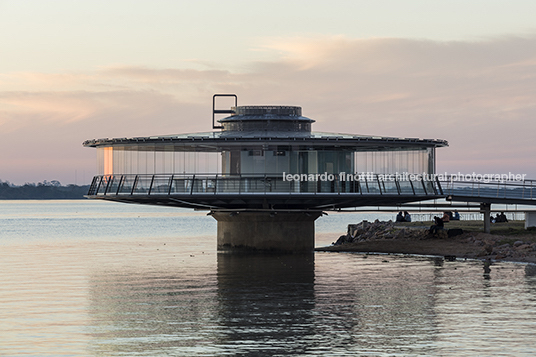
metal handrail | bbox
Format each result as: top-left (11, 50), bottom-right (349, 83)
top-left (86, 173), bottom-right (536, 204)
top-left (87, 173), bottom-right (441, 197)
top-left (441, 178), bottom-right (536, 201)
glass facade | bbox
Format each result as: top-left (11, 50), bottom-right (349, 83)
top-left (97, 145), bottom-right (435, 177)
top-left (354, 148), bottom-right (433, 175)
top-left (97, 145), bottom-right (222, 175)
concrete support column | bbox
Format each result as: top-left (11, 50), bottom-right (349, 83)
top-left (525, 212), bottom-right (536, 229)
top-left (480, 203), bottom-right (491, 234)
top-left (212, 211), bottom-right (323, 252)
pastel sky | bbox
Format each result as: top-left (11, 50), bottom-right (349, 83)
top-left (1, 0), bottom-right (536, 184)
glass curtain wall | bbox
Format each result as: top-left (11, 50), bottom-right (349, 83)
top-left (96, 145), bottom-right (435, 177)
top-left (96, 145), bottom-right (221, 176)
top-left (354, 148), bottom-right (434, 175)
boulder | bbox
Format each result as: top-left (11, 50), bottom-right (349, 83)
top-left (495, 253), bottom-right (506, 260)
top-left (395, 229), bottom-right (406, 239)
top-left (516, 244), bottom-right (531, 250)
top-left (477, 249), bottom-right (489, 257)
top-left (496, 243), bottom-right (511, 249)
top-left (447, 228), bottom-right (464, 237)
top-left (439, 230), bottom-right (449, 239)
top-left (334, 235), bottom-right (350, 245)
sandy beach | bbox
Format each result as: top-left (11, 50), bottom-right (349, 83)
top-left (316, 220), bottom-right (536, 264)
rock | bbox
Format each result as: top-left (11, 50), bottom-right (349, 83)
top-left (477, 249), bottom-right (489, 257)
top-left (334, 235), bottom-right (350, 245)
top-left (514, 240), bottom-right (524, 247)
top-left (516, 244), bottom-right (531, 250)
top-left (341, 219), bottom-right (461, 244)
top-left (437, 230), bottom-right (448, 239)
top-left (447, 228), bottom-right (464, 237)
top-left (395, 229), bottom-right (406, 239)
top-left (496, 243), bottom-right (510, 249)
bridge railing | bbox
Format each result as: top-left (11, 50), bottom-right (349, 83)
top-left (440, 178), bottom-right (536, 201)
top-left (88, 173), bottom-right (442, 197)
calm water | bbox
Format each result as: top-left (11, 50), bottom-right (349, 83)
top-left (1, 200), bottom-right (536, 356)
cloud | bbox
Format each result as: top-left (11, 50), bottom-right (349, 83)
top-left (2, 35), bottom-right (536, 183)
top-left (243, 35), bottom-right (536, 176)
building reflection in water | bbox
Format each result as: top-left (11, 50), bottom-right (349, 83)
top-left (87, 251), bottom-right (450, 355)
top-left (215, 253), bottom-right (316, 354)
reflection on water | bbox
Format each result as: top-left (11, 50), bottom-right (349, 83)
top-left (83, 250), bottom-right (536, 356)
top-left (312, 254), bottom-right (440, 355)
top-left (87, 254), bottom-right (317, 355)
top-left (2, 201), bottom-right (536, 356)
top-left (217, 254), bottom-right (315, 355)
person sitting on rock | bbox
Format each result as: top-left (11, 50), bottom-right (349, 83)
top-left (498, 212), bottom-right (508, 223)
top-left (452, 210), bottom-right (460, 220)
top-left (396, 211), bottom-right (405, 222)
top-left (442, 212), bottom-right (450, 223)
top-left (404, 211), bottom-right (411, 222)
top-left (430, 216), bottom-right (444, 235)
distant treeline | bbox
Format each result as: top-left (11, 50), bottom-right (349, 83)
top-left (0, 180), bottom-right (90, 199)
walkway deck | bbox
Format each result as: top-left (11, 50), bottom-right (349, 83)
top-left (87, 174), bottom-right (536, 210)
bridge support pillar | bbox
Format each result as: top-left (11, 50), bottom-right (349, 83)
top-left (525, 212), bottom-right (536, 229)
top-left (212, 211), bottom-right (323, 252)
top-left (480, 203), bottom-right (491, 234)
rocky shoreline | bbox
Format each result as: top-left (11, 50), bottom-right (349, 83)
top-left (315, 220), bottom-right (536, 264)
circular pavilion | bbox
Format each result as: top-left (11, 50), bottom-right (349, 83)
top-left (83, 94), bottom-right (448, 251)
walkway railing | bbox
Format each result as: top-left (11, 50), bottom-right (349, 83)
top-left (440, 178), bottom-right (536, 202)
top-left (87, 174), bottom-right (442, 197)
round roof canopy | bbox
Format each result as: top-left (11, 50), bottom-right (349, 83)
top-left (83, 102), bottom-right (448, 150)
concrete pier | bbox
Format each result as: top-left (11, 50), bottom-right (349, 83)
top-left (526, 211), bottom-right (536, 229)
top-left (212, 211), bottom-right (323, 252)
top-left (480, 203), bottom-right (491, 233)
